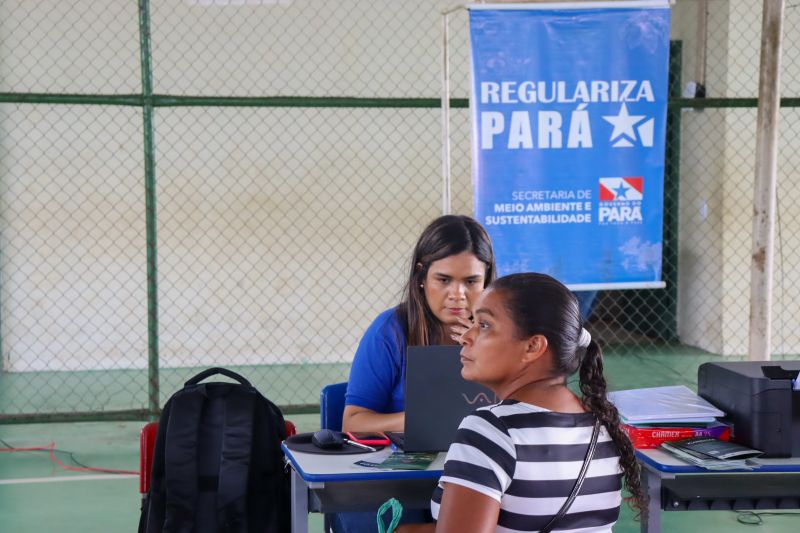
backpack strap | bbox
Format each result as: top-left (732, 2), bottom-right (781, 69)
top-left (140, 402), bottom-right (173, 533)
top-left (186, 367), bottom-right (252, 387)
top-left (216, 389), bottom-right (256, 533)
top-left (163, 387), bottom-right (206, 533)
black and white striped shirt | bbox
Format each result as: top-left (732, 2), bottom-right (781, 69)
top-left (431, 400), bottom-right (622, 532)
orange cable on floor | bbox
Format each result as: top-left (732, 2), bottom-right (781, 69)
top-left (0, 442), bottom-right (138, 475)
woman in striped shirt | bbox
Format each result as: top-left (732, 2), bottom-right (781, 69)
top-left (398, 273), bottom-right (645, 533)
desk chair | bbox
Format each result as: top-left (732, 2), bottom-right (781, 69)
top-left (138, 419), bottom-right (297, 497)
top-left (320, 382), bottom-right (348, 432)
top-left (319, 382), bottom-right (348, 532)
top-left (139, 422), bottom-right (158, 497)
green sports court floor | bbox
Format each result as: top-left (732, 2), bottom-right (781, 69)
top-left (2, 350), bottom-right (800, 532)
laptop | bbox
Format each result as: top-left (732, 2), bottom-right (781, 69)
top-left (386, 345), bottom-right (497, 452)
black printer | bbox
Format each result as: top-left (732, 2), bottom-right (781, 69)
top-left (698, 361), bottom-right (800, 458)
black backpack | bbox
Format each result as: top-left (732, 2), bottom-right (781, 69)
top-left (139, 367), bottom-right (291, 533)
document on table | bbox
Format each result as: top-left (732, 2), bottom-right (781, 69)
top-left (354, 452), bottom-right (437, 470)
top-left (609, 385), bottom-right (724, 424)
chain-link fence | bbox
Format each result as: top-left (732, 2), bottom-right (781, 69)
top-left (0, 0), bottom-right (797, 422)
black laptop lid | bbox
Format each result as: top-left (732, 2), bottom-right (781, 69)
top-left (403, 345), bottom-right (497, 452)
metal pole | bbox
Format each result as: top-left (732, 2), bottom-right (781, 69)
top-left (694, 0), bottom-right (708, 98)
top-left (138, 0), bottom-right (160, 416)
top-left (749, 0), bottom-right (785, 362)
top-left (441, 12), bottom-right (453, 216)
top-left (440, 5), bottom-right (465, 216)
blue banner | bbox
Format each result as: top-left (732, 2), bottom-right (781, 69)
top-left (470, 3), bottom-right (671, 289)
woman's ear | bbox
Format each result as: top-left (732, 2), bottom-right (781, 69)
top-left (522, 334), bottom-right (548, 363)
top-left (415, 262), bottom-right (423, 272)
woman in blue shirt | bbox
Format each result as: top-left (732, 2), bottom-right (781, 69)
top-left (342, 214), bottom-right (495, 433)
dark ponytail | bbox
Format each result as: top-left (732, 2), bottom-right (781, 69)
top-left (579, 339), bottom-right (647, 519)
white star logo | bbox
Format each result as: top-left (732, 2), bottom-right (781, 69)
top-left (603, 103), bottom-right (646, 148)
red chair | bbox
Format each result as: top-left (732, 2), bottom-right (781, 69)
top-left (139, 422), bottom-right (158, 495)
top-left (139, 419), bottom-right (297, 495)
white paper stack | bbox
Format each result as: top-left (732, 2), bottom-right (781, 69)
top-left (608, 385), bottom-right (724, 425)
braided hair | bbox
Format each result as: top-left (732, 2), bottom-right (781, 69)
top-left (491, 273), bottom-right (647, 518)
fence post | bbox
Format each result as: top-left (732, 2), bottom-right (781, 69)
top-left (749, 0), bottom-right (785, 361)
top-left (138, 0), bottom-right (160, 416)
top-left (441, 10), bottom-right (452, 216)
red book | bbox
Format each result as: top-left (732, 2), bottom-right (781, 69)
top-left (622, 422), bottom-right (731, 449)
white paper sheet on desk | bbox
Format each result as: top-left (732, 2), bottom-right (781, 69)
top-left (608, 385), bottom-right (724, 424)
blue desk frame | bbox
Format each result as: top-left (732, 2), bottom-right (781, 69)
top-left (636, 449), bottom-right (800, 533)
top-left (282, 443), bottom-right (445, 533)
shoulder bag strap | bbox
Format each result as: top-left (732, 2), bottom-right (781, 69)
top-left (540, 418), bottom-right (602, 533)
